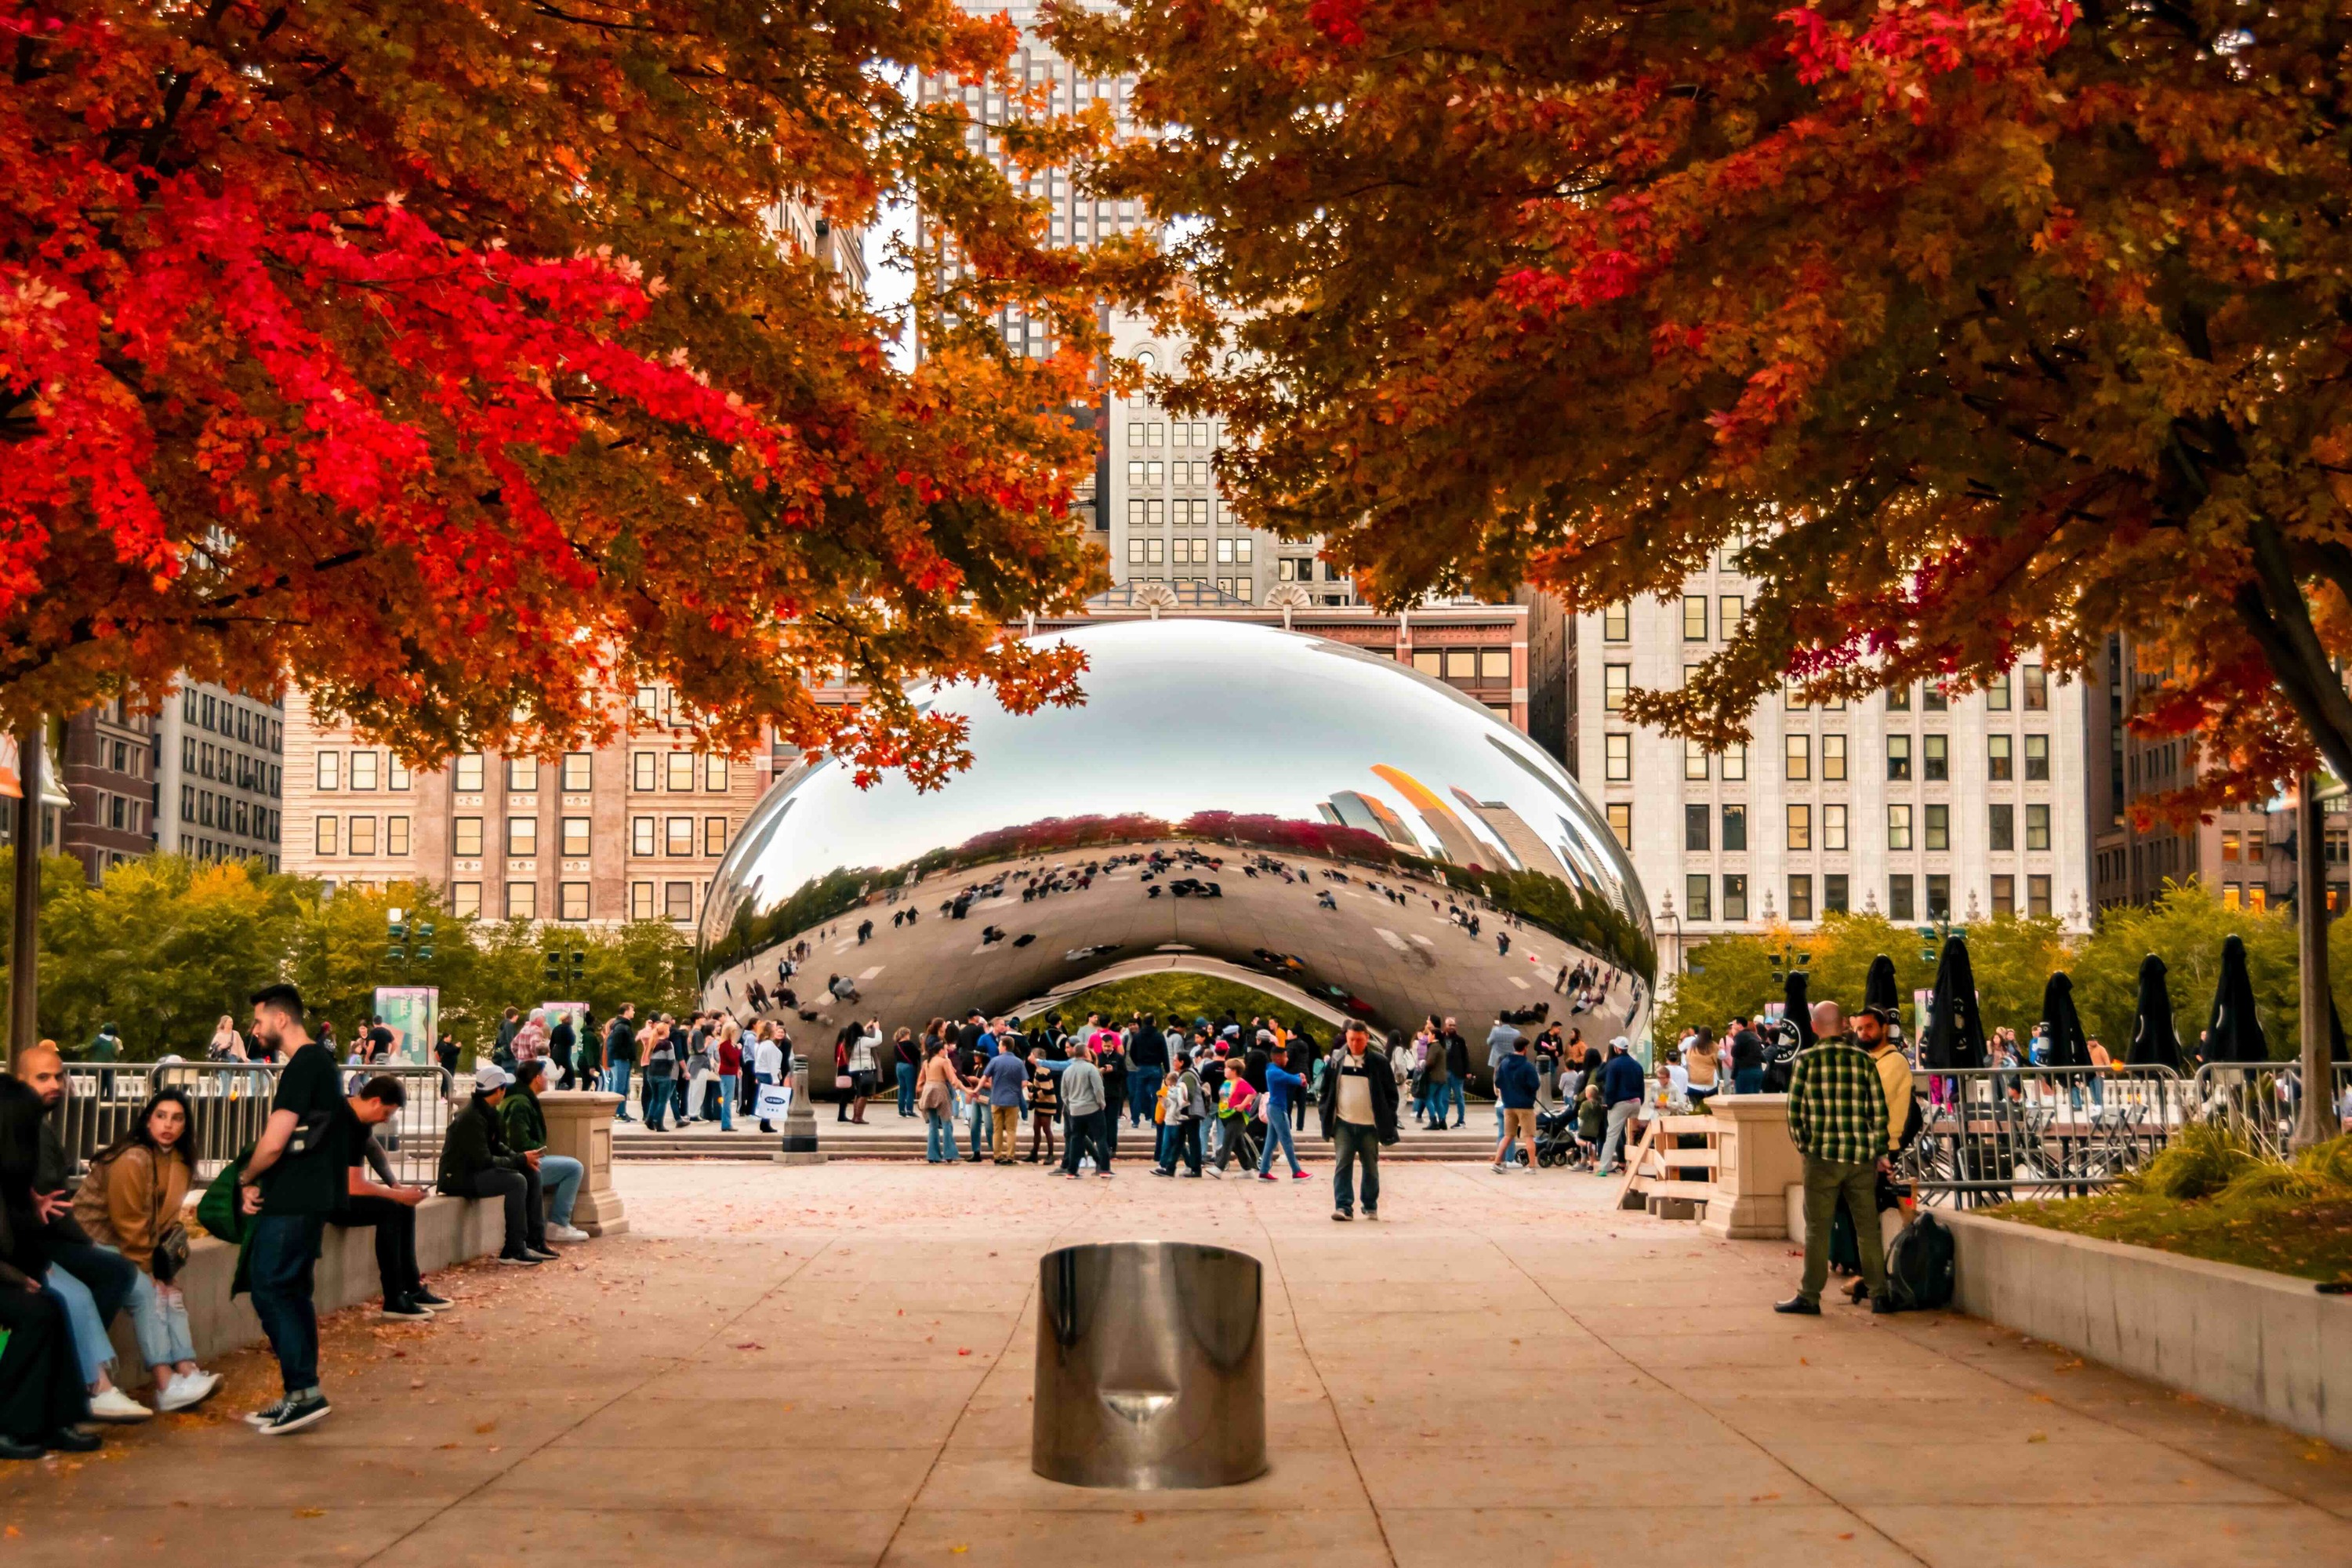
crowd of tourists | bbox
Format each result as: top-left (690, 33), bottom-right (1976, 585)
top-left (0, 985), bottom-right (606, 1458)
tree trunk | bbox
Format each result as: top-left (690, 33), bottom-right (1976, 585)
top-left (2295, 774), bottom-right (2336, 1150)
top-left (9, 717), bottom-right (42, 1065)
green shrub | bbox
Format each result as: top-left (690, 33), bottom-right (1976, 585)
top-left (2123, 1123), bottom-right (2260, 1200)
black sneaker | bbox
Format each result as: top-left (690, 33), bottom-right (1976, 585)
top-left (522, 1246), bottom-right (558, 1262)
top-left (42, 1428), bottom-right (100, 1454)
top-left (0, 1435), bottom-right (47, 1461)
top-left (496, 1250), bottom-right (544, 1267)
top-left (257, 1393), bottom-right (332, 1436)
top-left (379, 1295), bottom-right (432, 1322)
top-left (410, 1290), bottom-right (455, 1312)
top-left (243, 1399), bottom-right (289, 1428)
top-left (1331, 1209), bottom-right (1353, 1221)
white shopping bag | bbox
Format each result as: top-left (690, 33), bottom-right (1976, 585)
top-left (755, 1082), bottom-right (794, 1122)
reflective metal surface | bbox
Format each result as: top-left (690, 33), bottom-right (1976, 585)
top-left (699, 620), bottom-right (1654, 1088)
top-left (1032, 1241), bottom-right (1265, 1490)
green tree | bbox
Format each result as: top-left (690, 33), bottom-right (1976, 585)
top-left (2071, 882), bottom-right (2316, 1061)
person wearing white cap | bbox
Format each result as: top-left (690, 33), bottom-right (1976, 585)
top-left (434, 1065), bottom-right (554, 1265)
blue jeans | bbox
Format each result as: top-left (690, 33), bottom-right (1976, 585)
top-left (607, 1061), bottom-right (633, 1112)
top-left (1160, 1118), bottom-right (1203, 1174)
top-left (248, 1214), bottom-right (325, 1396)
top-left (1734, 1067), bottom-right (1764, 1094)
top-left (41, 1267), bottom-right (113, 1385)
top-left (40, 1240), bottom-right (136, 1385)
top-left (1446, 1078), bottom-right (1467, 1124)
top-left (967, 1102), bottom-right (988, 1160)
top-left (896, 1062), bottom-right (917, 1116)
top-left (716, 1074), bottom-right (738, 1131)
top-left (1127, 1066), bottom-right (1163, 1126)
top-left (1331, 1120), bottom-right (1380, 1214)
top-left (644, 1073), bottom-right (673, 1130)
top-left (539, 1153), bottom-right (586, 1226)
top-left (1258, 1114), bottom-right (1301, 1176)
top-left (122, 1265), bottom-right (197, 1368)
top-left (925, 1107), bottom-right (954, 1162)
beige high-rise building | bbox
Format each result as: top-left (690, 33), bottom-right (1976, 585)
top-left (281, 687), bottom-right (771, 927)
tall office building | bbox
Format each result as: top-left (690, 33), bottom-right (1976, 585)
top-left (153, 681), bottom-right (286, 870)
top-left (1566, 556), bottom-right (2094, 975)
top-left (58, 700), bottom-right (157, 882)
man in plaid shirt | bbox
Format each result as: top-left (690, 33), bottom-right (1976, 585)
top-left (1777, 1000), bottom-right (1893, 1315)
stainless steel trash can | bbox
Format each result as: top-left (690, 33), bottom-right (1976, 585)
top-left (1031, 1241), bottom-right (1266, 1490)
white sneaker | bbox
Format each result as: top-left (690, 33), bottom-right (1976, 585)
top-left (154, 1371), bottom-right (220, 1412)
top-left (546, 1224), bottom-right (590, 1243)
top-left (88, 1387), bottom-right (153, 1422)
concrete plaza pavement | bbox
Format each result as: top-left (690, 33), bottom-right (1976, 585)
top-left (2, 1159), bottom-right (2347, 1566)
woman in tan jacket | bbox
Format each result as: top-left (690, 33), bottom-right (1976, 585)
top-left (74, 1089), bottom-right (220, 1412)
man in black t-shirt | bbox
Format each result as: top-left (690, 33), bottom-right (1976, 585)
top-left (324, 1077), bottom-right (444, 1322)
top-left (234, 984), bottom-right (344, 1436)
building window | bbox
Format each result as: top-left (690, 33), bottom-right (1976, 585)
top-left (1719, 596), bottom-right (1743, 636)
top-left (1722, 873), bottom-right (1748, 923)
top-left (1824, 873), bottom-right (1849, 914)
top-left (1684, 804), bottom-right (1709, 852)
top-left (2025, 803), bottom-right (2051, 851)
top-left (666, 752), bottom-right (695, 792)
top-left (632, 751), bottom-right (658, 791)
top-left (1887, 735), bottom-right (1911, 781)
top-left (1604, 734), bottom-right (1631, 782)
top-left (347, 816), bottom-right (376, 855)
top-left (1989, 803), bottom-right (2015, 851)
top-left (1722, 804), bottom-right (1748, 852)
top-left (1926, 873), bottom-right (1951, 920)
top-left (630, 881), bottom-right (655, 920)
top-left (2022, 664), bottom-right (2048, 711)
top-left (1923, 734), bottom-right (1948, 782)
top-left (349, 751), bottom-right (379, 790)
top-left (1411, 650), bottom-right (1442, 677)
top-left (562, 817), bottom-right (591, 857)
top-left (1602, 604), bottom-right (1628, 642)
top-left (2024, 735), bottom-right (2049, 780)
top-left (180, 784), bottom-right (194, 822)
top-left (1924, 804), bottom-right (1949, 851)
top-left (1988, 735), bottom-right (2013, 780)
top-left (1685, 874), bottom-right (1711, 921)
top-left (507, 817), bottom-right (536, 857)
top-left (1887, 804), bottom-right (1913, 851)
top-left (315, 750), bottom-right (340, 790)
top-left (1684, 740), bottom-right (1708, 781)
top-left (562, 753), bottom-right (593, 791)
top-left (1991, 873), bottom-right (2016, 916)
top-left (632, 816), bottom-right (655, 855)
top-left (1681, 596), bottom-right (1708, 641)
top-left (1821, 734), bottom-right (1846, 781)
top-left (1446, 649), bottom-right (1478, 681)
top-left (506, 882), bottom-right (537, 920)
top-left (560, 883), bottom-right (590, 922)
top-left (2027, 873), bottom-right (2052, 916)
top-left (1922, 682), bottom-right (1948, 713)
top-left (315, 815), bottom-right (339, 856)
top-left (1788, 875), bottom-right (1813, 922)
top-left (1604, 802), bottom-right (1632, 850)
top-left (505, 757), bottom-right (536, 792)
top-left (1603, 665), bottom-right (1630, 713)
top-left (1721, 742), bottom-right (1748, 782)
top-left (1786, 804), bottom-right (1811, 851)
top-left (1987, 670), bottom-right (2012, 710)
top-left (455, 753), bottom-right (485, 792)
top-left (1887, 684), bottom-right (1911, 713)
top-left (1889, 875), bottom-right (1915, 921)
top-left (666, 815), bottom-right (694, 855)
top-left (705, 756), bottom-right (729, 791)
top-left (453, 817), bottom-right (484, 858)
top-left (705, 817), bottom-right (728, 856)
top-left (664, 880), bottom-right (695, 922)
top-left (387, 817), bottom-right (410, 857)
top-left (1784, 734), bottom-right (1809, 781)
top-left (1479, 649), bottom-right (1509, 681)
top-left (1824, 804), bottom-right (1848, 851)
top-left (388, 760), bottom-right (412, 790)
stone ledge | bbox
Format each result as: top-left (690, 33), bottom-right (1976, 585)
top-left (1944, 1209), bottom-right (2351, 1448)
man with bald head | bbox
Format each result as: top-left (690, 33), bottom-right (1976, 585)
top-left (1777, 1000), bottom-right (1893, 1315)
top-left (13, 1043), bottom-right (149, 1420)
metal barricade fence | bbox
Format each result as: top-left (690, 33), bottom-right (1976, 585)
top-left (1895, 1065), bottom-right (2188, 1207)
top-left (61, 1061), bottom-right (454, 1187)
top-left (2190, 1062), bottom-right (2352, 1163)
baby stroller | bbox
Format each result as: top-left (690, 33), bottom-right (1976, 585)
top-left (1534, 1103), bottom-right (1581, 1167)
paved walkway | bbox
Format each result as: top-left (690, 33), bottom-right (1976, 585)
top-left (3, 1163), bottom-right (2347, 1566)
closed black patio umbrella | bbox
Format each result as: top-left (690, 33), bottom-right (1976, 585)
top-left (2125, 953), bottom-right (2183, 1070)
top-left (1786, 969), bottom-right (1818, 1051)
top-left (1761, 969), bottom-right (1815, 1091)
top-left (2203, 933), bottom-right (2269, 1064)
top-left (1864, 954), bottom-right (1900, 1014)
top-left (2333, 999), bottom-right (2349, 1065)
top-left (2038, 971), bottom-right (2091, 1068)
top-left (1921, 933), bottom-right (1987, 1069)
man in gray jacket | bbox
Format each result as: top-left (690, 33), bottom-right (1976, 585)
top-left (1058, 1053), bottom-right (1112, 1178)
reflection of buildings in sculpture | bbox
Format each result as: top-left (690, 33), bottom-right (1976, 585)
top-left (1450, 788), bottom-right (1571, 880)
top-left (1367, 764), bottom-right (1493, 871)
top-left (1319, 790), bottom-right (1419, 851)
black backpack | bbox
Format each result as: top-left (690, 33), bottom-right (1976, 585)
top-left (1885, 1213), bottom-right (1956, 1312)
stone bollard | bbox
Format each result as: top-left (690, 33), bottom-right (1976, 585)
top-left (775, 1055), bottom-right (824, 1166)
top-left (538, 1091), bottom-right (630, 1236)
top-left (1697, 1093), bottom-right (1802, 1240)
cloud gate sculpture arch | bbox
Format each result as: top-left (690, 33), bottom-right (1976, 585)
top-left (699, 620), bottom-right (1654, 1094)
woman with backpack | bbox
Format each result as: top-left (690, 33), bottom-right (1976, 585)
top-left (74, 1087), bottom-right (223, 1413)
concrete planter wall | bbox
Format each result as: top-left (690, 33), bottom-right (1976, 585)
top-left (1944, 1210), bottom-right (2352, 1448)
